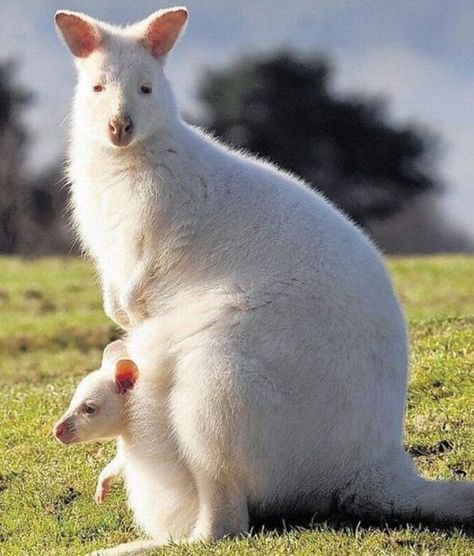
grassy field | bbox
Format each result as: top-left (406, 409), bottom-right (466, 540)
top-left (0, 256), bottom-right (473, 555)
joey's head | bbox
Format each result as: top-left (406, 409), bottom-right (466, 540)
top-left (53, 340), bottom-right (139, 445)
top-left (55, 7), bottom-right (188, 148)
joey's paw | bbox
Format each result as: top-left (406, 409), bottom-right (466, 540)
top-left (94, 481), bottom-right (111, 504)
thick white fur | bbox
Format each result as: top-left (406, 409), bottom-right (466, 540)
top-left (57, 6), bottom-right (473, 554)
top-left (56, 344), bottom-right (197, 554)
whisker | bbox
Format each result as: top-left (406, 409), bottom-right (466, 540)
top-left (59, 112), bottom-right (71, 128)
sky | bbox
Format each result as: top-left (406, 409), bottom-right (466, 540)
top-left (1, 0), bottom-right (473, 238)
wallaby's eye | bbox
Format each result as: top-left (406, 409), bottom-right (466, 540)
top-left (93, 84), bottom-right (104, 93)
top-left (140, 85), bottom-right (152, 95)
top-left (82, 403), bottom-right (97, 415)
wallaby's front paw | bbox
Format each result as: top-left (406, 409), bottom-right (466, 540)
top-left (103, 284), bottom-right (132, 330)
top-left (104, 300), bottom-right (131, 330)
top-left (120, 294), bottom-right (147, 327)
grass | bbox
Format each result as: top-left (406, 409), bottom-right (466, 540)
top-left (0, 255), bottom-right (473, 555)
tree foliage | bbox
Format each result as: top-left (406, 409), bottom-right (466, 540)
top-left (199, 52), bottom-right (438, 226)
top-left (0, 61), bottom-right (31, 253)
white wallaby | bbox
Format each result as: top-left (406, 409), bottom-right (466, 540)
top-left (55, 5), bottom-right (473, 553)
top-left (54, 339), bottom-right (198, 556)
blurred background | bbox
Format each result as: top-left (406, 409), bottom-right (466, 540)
top-left (0, 0), bottom-right (473, 256)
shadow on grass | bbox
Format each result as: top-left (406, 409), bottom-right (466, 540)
top-left (249, 509), bottom-right (474, 541)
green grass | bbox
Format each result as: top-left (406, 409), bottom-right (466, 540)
top-left (0, 255), bottom-right (473, 555)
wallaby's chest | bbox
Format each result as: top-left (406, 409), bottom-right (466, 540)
top-left (71, 168), bottom-right (150, 273)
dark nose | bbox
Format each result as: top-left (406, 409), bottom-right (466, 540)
top-left (108, 115), bottom-right (134, 147)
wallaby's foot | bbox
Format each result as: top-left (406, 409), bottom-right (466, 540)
top-left (189, 492), bottom-right (248, 542)
top-left (189, 512), bottom-right (248, 543)
top-left (86, 539), bottom-right (165, 556)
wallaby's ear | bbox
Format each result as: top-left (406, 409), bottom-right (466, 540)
top-left (142, 7), bottom-right (188, 59)
top-left (55, 10), bottom-right (102, 58)
top-left (115, 359), bottom-right (139, 394)
top-left (102, 340), bottom-right (128, 367)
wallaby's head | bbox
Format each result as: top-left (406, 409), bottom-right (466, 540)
top-left (53, 340), bottom-right (139, 445)
top-left (55, 7), bottom-right (188, 148)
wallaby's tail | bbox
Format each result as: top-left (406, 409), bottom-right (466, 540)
top-left (338, 453), bottom-right (474, 529)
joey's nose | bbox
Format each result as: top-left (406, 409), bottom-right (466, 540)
top-left (53, 421), bottom-right (64, 440)
top-left (53, 420), bottom-right (74, 444)
top-left (108, 115), bottom-right (134, 147)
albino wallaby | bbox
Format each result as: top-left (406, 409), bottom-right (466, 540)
top-left (55, 4), bottom-right (473, 551)
top-left (54, 339), bottom-right (198, 555)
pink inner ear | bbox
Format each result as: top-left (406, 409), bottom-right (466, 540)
top-left (144, 9), bottom-right (188, 58)
top-left (115, 359), bottom-right (139, 394)
top-left (56, 13), bottom-right (101, 58)
top-left (116, 376), bottom-right (134, 394)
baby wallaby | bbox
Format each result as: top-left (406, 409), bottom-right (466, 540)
top-left (53, 341), bottom-right (137, 504)
top-left (54, 340), bottom-right (198, 555)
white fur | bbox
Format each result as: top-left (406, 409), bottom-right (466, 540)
top-left (56, 6), bottom-right (474, 554)
top-left (56, 343), bottom-right (197, 551)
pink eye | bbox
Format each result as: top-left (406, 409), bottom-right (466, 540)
top-left (93, 84), bottom-right (104, 93)
top-left (140, 85), bottom-right (152, 94)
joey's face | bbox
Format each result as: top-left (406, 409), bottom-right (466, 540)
top-left (55, 8), bottom-right (188, 149)
top-left (53, 353), bottom-right (139, 446)
top-left (53, 370), bottom-right (124, 445)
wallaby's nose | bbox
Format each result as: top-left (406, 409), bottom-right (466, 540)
top-left (108, 115), bottom-right (134, 147)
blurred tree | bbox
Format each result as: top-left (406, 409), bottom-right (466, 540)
top-left (22, 164), bottom-right (74, 255)
top-left (0, 61), bottom-right (31, 253)
top-left (199, 52), bottom-right (439, 227)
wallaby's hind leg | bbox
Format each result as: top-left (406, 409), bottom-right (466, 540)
top-left (189, 472), bottom-right (249, 541)
top-left (171, 346), bottom-right (250, 541)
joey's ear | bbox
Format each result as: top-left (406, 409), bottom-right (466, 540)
top-left (102, 340), bottom-right (128, 367)
top-left (115, 359), bottom-right (139, 394)
top-left (55, 10), bottom-right (103, 58)
top-left (142, 7), bottom-right (188, 59)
